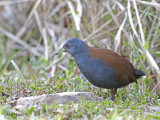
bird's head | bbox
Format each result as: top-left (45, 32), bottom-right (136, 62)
top-left (55, 38), bottom-right (87, 56)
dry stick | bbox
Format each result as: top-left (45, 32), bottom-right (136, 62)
top-left (16, 0), bottom-right (41, 38)
top-left (125, 1), bottom-right (153, 68)
top-left (126, 2), bottom-right (147, 70)
top-left (91, 0), bottom-right (97, 32)
top-left (41, 54), bottom-right (67, 74)
top-left (91, 26), bottom-right (119, 40)
top-left (151, 81), bottom-right (160, 95)
top-left (89, 1), bottom-right (123, 41)
top-left (89, 8), bottom-right (104, 26)
top-left (45, 23), bottom-right (58, 51)
top-left (84, 10), bottom-right (126, 41)
top-left (114, 14), bottom-right (127, 52)
top-left (57, 64), bottom-right (67, 71)
top-left (151, 14), bottom-right (160, 48)
top-left (94, 12), bottom-right (109, 26)
top-left (67, 0), bottom-right (82, 31)
top-left (45, 22), bottom-right (68, 75)
top-left (130, 0), bottom-right (160, 8)
top-left (0, 0), bottom-right (33, 6)
top-left (146, 12), bottom-right (157, 42)
top-left (133, 0), bottom-right (160, 81)
top-left (34, 10), bottom-right (43, 35)
top-left (128, 0), bottom-right (160, 82)
top-left (42, 28), bottom-right (49, 61)
top-left (49, 1), bottom-right (67, 18)
top-left (0, 26), bottom-right (41, 56)
top-left (111, 1), bottom-right (127, 52)
top-left (124, 30), bottom-right (147, 71)
top-left (132, 1), bottom-right (145, 45)
top-left (115, 1), bottom-right (133, 56)
top-left (46, 28), bottom-right (69, 72)
top-left (105, 3), bottom-right (120, 26)
top-left (34, 10), bottom-right (49, 61)
top-left (11, 60), bottom-right (25, 81)
top-left (44, 23), bottom-right (61, 76)
top-left (82, 10), bottom-right (108, 40)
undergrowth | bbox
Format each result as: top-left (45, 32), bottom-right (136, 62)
top-left (0, 58), bottom-right (159, 120)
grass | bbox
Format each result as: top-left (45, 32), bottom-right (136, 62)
top-left (0, 58), bottom-right (159, 119)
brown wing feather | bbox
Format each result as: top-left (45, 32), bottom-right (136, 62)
top-left (88, 47), bottom-right (137, 86)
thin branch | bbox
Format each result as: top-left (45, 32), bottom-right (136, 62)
top-left (34, 10), bottom-right (49, 60)
top-left (48, 1), bottom-right (67, 18)
top-left (0, 0), bottom-right (33, 6)
top-left (151, 81), bottom-right (160, 95)
top-left (0, 26), bottom-right (41, 56)
top-left (84, 10), bottom-right (125, 41)
top-left (66, 0), bottom-right (82, 31)
top-left (128, 0), bottom-right (160, 82)
top-left (130, 0), bottom-right (160, 8)
top-left (16, 0), bottom-right (41, 38)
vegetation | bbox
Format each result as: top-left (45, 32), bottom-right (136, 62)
top-left (0, 0), bottom-right (160, 119)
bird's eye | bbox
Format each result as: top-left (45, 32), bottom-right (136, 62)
top-left (65, 44), bottom-right (70, 48)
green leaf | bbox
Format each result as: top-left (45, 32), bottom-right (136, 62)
top-left (28, 107), bottom-right (35, 115)
top-left (144, 41), bottom-right (149, 50)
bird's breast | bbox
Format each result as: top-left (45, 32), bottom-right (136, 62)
top-left (74, 56), bottom-right (119, 89)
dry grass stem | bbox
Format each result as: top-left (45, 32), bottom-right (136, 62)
top-left (0, 0), bottom-right (159, 86)
top-left (0, 0), bottom-right (33, 6)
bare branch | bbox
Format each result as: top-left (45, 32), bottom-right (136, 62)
top-left (0, 26), bottom-right (41, 56)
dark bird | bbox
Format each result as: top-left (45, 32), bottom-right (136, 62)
top-left (55, 38), bottom-right (145, 99)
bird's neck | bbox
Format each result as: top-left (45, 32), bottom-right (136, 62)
top-left (72, 45), bottom-right (90, 58)
top-left (73, 49), bottom-right (92, 68)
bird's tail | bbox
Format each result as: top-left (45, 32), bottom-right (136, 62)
top-left (135, 69), bottom-right (145, 79)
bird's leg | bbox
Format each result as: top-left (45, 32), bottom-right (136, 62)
top-left (110, 88), bottom-right (117, 100)
top-left (99, 88), bottom-right (102, 97)
top-left (115, 88), bottom-right (117, 95)
top-left (110, 89), bottom-right (115, 100)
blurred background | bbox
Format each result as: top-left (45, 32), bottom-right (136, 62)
top-left (0, 0), bottom-right (160, 95)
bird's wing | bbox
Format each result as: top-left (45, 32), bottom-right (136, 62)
top-left (88, 47), bottom-right (137, 85)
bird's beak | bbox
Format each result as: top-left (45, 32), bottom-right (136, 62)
top-left (55, 48), bottom-right (66, 55)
